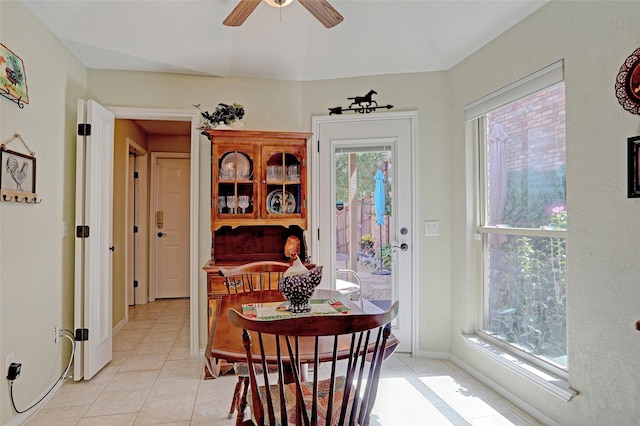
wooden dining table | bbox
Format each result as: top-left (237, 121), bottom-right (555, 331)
top-left (204, 289), bottom-right (397, 378)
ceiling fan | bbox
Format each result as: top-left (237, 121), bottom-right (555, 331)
top-left (223, 0), bottom-right (344, 28)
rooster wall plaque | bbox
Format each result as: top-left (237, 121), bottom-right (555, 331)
top-left (0, 133), bottom-right (39, 203)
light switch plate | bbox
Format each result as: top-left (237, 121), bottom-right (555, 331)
top-left (424, 220), bottom-right (440, 236)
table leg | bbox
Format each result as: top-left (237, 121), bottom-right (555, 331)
top-left (229, 376), bottom-right (243, 418)
top-left (282, 363), bottom-right (309, 383)
top-left (235, 377), bottom-right (249, 425)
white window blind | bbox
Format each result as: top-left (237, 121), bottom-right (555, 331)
top-left (334, 145), bottom-right (391, 154)
top-left (465, 60), bottom-right (564, 121)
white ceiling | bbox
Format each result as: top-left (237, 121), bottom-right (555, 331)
top-left (21, 0), bottom-right (548, 82)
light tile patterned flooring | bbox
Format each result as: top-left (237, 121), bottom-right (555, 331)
top-left (27, 299), bottom-right (543, 425)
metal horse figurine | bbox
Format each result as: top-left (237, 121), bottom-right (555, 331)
top-left (348, 90), bottom-right (378, 109)
top-left (328, 89), bottom-right (393, 115)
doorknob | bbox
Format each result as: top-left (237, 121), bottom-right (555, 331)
top-left (393, 243), bottom-right (409, 251)
top-left (157, 232), bottom-right (166, 238)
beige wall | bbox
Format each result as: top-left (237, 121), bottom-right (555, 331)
top-left (87, 71), bottom-right (306, 347)
top-left (302, 73), bottom-right (453, 355)
top-left (448, 2), bottom-right (640, 424)
top-left (88, 70), bottom-right (454, 355)
top-left (0, 2), bottom-right (87, 423)
top-left (148, 135), bottom-right (190, 153)
top-left (87, 71), bottom-right (305, 132)
top-left (4, 1), bottom-right (640, 425)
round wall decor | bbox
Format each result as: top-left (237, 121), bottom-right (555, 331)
top-left (615, 47), bottom-right (640, 115)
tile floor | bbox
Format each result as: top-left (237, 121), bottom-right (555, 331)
top-left (27, 298), bottom-right (543, 425)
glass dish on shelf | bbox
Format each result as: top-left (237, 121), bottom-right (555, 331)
top-left (285, 164), bottom-right (300, 181)
top-left (238, 195), bottom-right (250, 213)
top-left (218, 168), bottom-right (234, 180)
top-left (266, 190), bottom-right (296, 214)
top-left (226, 196), bottom-right (235, 214)
top-left (220, 152), bottom-right (251, 180)
top-left (266, 165), bottom-right (282, 181)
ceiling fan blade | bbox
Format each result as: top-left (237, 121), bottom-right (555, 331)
top-left (298, 0), bottom-right (344, 28)
top-left (223, 0), bottom-right (261, 27)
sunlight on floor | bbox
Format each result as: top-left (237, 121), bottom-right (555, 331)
top-left (370, 370), bottom-right (541, 426)
top-left (25, 299), bottom-right (542, 425)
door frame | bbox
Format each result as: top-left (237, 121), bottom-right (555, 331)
top-left (311, 111), bottom-right (419, 355)
top-left (149, 153), bottom-right (191, 301)
top-left (109, 107), bottom-right (200, 357)
top-left (126, 139), bottom-right (148, 308)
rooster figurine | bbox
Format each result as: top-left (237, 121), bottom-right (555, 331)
top-left (6, 155), bottom-right (28, 191)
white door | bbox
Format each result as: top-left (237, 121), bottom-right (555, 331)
top-left (313, 112), bottom-right (416, 353)
top-left (74, 99), bottom-right (115, 380)
top-left (153, 155), bottom-right (190, 299)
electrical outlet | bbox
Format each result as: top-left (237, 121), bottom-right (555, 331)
top-left (5, 352), bottom-right (14, 376)
top-left (54, 325), bottom-right (61, 343)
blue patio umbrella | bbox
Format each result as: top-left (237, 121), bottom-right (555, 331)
top-left (373, 170), bottom-right (390, 275)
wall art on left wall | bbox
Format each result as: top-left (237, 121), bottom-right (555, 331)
top-left (628, 135), bottom-right (640, 198)
top-left (0, 43), bottom-right (29, 108)
top-left (0, 148), bottom-right (39, 203)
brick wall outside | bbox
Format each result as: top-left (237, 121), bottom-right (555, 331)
top-left (487, 84), bottom-right (566, 173)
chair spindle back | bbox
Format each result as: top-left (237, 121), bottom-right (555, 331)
top-left (229, 301), bottom-right (399, 426)
top-left (218, 261), bottom-right (291, 294)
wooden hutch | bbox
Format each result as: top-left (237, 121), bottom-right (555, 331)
top-left (203, 129), bottom-right (312, 329)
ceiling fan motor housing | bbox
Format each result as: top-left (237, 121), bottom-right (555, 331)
top-left (265, 0), bottom-right (293, 7)
top-left (225, 0), bottom-right (343, 28)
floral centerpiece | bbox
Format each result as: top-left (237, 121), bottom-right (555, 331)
top-left (196, 103), bottom-right (245, 131)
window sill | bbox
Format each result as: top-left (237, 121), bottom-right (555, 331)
top-left (461, 334), bottom-right (577, 402)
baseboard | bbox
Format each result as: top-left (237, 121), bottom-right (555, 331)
top-left (3, 378), bottom-right (66, 426)
top-left (448, 353), bottom-right (559, 426)
top-left (413, 349), bottom-right (449, 359)
top-left (113, 316), bottom-right (127, 335)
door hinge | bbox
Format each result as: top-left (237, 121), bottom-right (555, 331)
top-left (75, 328), bottom-right (89, 341)
top-left (76, 225), bottom-right (90, 238)
top-left (133, 280), bottom-right (139, 288)
top-left (208, 307), bottom-right (212, 317)
top-left (317, 140), bottom-right (320, 152)
top-left (318, 228), bottom-right (320, 240)
top-left (133, 226), bottom-right (138, 233)
top-left (77, 123), bottom-right (92, 136)
top-left (133, 171), bottom-right (139, 179)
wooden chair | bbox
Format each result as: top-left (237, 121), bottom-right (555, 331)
top-left (219, 261), bottom-right (291, 295)
top-left (217, 261), bottom-right (291, 422)
top-left (228, 301), bottom-right (399, 426)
